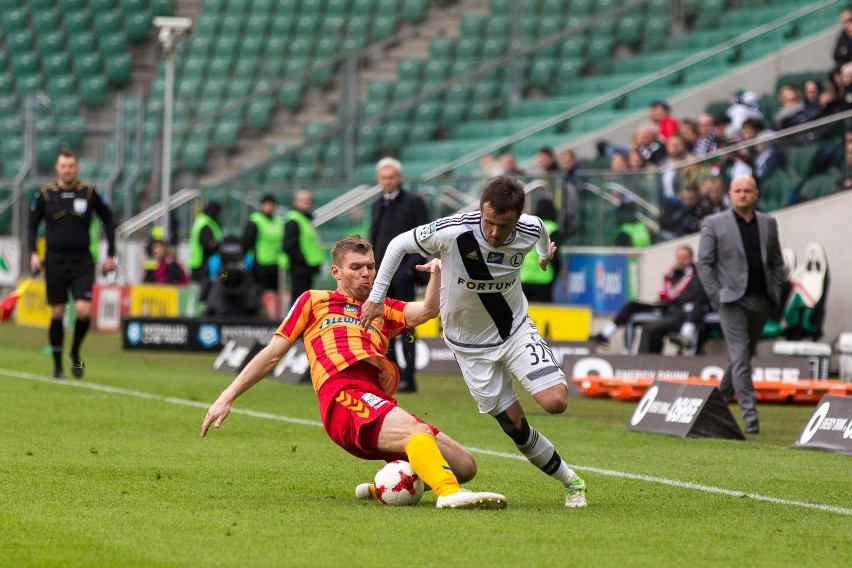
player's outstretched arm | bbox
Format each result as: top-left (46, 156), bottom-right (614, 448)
top-left (200, 335), bottom-right (293, 437)
top-left (360, 231), bottom-right (422, 330)
top-left (403, 258), bottom-right (442, 328)
top-left (537, 240), bottom-right (557, 271)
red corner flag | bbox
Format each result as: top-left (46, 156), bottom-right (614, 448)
top-left (0, 276), bottom-right (36, 322)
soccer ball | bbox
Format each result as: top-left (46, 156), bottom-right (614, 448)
top-left (374, 460), bottom-right (424, 506)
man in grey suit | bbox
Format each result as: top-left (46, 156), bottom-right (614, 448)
top-left (696, 175), bottom-right (785, 434)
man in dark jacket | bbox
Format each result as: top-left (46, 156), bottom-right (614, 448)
top-left (370, 158), bottom-right (428, 392)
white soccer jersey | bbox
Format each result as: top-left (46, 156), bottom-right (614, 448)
top-left (370, 211), bottom-right (551, 347)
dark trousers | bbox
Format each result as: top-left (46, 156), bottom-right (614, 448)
top-left (613, 301), bottom-right (661, 326)
top-left (387, 276), bottom-right (416, 388)
top-left (718, 294), bottom-right (772, 426)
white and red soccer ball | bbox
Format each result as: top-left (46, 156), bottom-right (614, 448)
top-left (374, 460), bottom-right (424, 506)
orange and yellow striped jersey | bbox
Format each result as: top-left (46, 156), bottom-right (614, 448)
top-left (275, 290), bottom-right (410, 396)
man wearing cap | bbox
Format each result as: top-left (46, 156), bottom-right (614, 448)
top-left (243, 193), bottom-right (286, 293)
top-left (649, 100), bottom-right (680, 143)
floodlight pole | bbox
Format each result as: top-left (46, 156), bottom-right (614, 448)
top-left (155, 18), bottom-right (192, 243)
top-left (159, 33), bottom-right (178, 243)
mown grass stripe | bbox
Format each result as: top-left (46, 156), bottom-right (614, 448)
top-left (3, 367), bottom-right (850, 517)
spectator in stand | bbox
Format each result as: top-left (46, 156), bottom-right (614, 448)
top-left (659, 134), bottom-right (690, 202)
top-left (696, 175), bottom-right (730, 222)
top-left (609, 151), bottom-right (629, 172)
top-left (634, 125), bottom-right (667, 166)
top-left (558, 149), bottom-right (580, 238)
top-left (834, 138), bottom-right (852, 192)
top-left (143, 239), bottom-right (188, 285)
top-left (660, 185), bottom-right (702, 240)
top-left (726, 90), bottom-right (764, 140)
top-left (520, 198), bottom-right (561, 303)
top-left (188, 201), bottom-right (223, 297)
top-left (612, 198), bottom-right (652, 248)
top-left (679, 119), bottom-right (700, 151)
top-left (649, 100), bottom-right (680, 142)
top-left (499, 152), bottom-right (524, 176)
top-left (693, 113), bottom-right (719, 157)
top-left (802, 79), bottom-right (827, 122)
top-left (591, 245), bottom-right (709, 354)
top-left (730, 119), bottom-right (785, 183)
top-left (773, 85), bottom-right (809, 131)
top-left (525, 147), bottom-right (562, 177)
top-left (833, 8), bottom-right (852, 74)
top-left (476, 153), bottom-right (502, 178)
top-left (627, 148), bottom-right (651, 170)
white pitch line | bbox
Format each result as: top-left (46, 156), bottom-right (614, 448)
top-left (3, 368), bottom-right (851, 517)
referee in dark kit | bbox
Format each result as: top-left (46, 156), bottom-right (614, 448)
top-left (28, 150), bottom-right (116, 379)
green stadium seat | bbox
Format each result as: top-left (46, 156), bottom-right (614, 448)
top-left (380, 123), bottom-right (406, 150)
top-left (105, 53), bottom-right (133, 86)
top-left (398, 59), bottom-right (424, 81)
top-left (125, 12), bottom-right (153, 42)
top-left (94, 10), bottom-right (123, 35)
top-left (99, 31), bottom-right (128, 56)
top-left (11, 53), bottom-right (39, 76)
top-left (264, 160), bottom-right (295, 183)
top-left (264, 36), bottom-right (289, 57)
top-left (31, 0), bottom-right (59, 9)
top-left (294, 15), bottom-right (322, 37)
top-left (74, 53), bottom-right (103, 78)
top-left (352, 0), bottom-right (378, 15)
top-left (617, 16), bottom-right (644, 48)
top-left (529, 58), bottom-right (557, 90)
top-left (36, 30), bottom-right (67, 55)
top-left (785, 144), bottom-right (820, 179)
top-left (213, 120), bottom-right (241, 151)
top-left (80, 75), bottom-right (108, 106)
top-left (301, 0), bottom-right (328, 14)
top-left (68, 32), bottom-right (97, 56)
top-left (269, 14), bottom-right (292, 36)
top-left (244, 14), bottom-right (269, 36)
top-left (482, 37), bottom-right (509, 58)
top-left (55, 95), bottom-right (83, 119)
top-left (372, 15), bottom-right (396, 41)
top-left (1, 9), bottom-right (29, 35)
top-left (423, 60), bottom-right (449, 82)
top-left (0, 95), bottom-right (17, 116)
top-left (186, 37), bottom-right (214, 61)
top-left (181, 139), bottom-right (209, 172)
top-left (32, 9), bottom-right (62, 34)
top-left (47, 74), bottom-right (77, 99)
top-left (285, 58), bottom-right (310, 77)
top-left (0, 74), bottom-right (12, 96)
top-left (8, 30), bottom-right (35, 54)
top-left (403, 0), bottom-right (427, 23)
top-left (207, 57), bottom-right (232, 78)
top-left (246, 98), bottom-right (274, 129)
top-left (326, 0), bottom-right (350, 16)
top-left (640, 16), bottom-right (670, 53)
top-left (290, 38), bottom-right (315, 58)
top-left (151, 0), bottom-right (174, 17)
top-left (430, 37), bottom-right (456, 60)
top-left (37, 136), bottom-right (61, 171)
top-left (121, 0), bottom-right (148, 13)
top-left (279, 81), bottom-right (305, 110)
top-left (63, 9), bottom-right (94, 32)
top-left (219, 15), bottom-right (243, 35)
top-left (60, 116), bottom-right (87, 151)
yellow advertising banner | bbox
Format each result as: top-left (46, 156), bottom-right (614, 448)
top-left (415, 304), bottom-right (591, 341)
top-left (129, 285), bottom-right (180, 317)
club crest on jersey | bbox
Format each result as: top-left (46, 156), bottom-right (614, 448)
top-left (510, 253), bottom-right (524, 267)
top-left (417, 222), bottom-right (437, 240)
top-left (342, 302), bottom-right (359, 314)
top-left (486, 252), bottom-right (504, 264)
top-left (73, 198), bottom-right (88, 214)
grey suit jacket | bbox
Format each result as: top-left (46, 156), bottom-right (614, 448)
top-left (696, 209), bottom-right (785, 308)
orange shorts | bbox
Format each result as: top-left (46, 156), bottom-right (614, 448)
top-left (317, 360), bottom-right (438, 461)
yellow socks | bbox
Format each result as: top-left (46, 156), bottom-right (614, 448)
top-left (405, 433), bottom-right (460, 497)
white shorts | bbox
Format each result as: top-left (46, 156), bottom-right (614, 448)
top-left (446, 317), bottom-right (567, 415)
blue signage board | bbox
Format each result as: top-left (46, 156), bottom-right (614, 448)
top-left (566, 253), bottom-right (634, 314)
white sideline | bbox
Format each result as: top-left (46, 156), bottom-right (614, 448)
top-left (3, 368), bottom-right (851, 517)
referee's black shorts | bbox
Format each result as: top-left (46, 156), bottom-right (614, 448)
top-left (45, 250), bottom-right (95, 305)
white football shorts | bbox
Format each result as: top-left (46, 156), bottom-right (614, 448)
top-left (446, 317), bottom-right (567, 415)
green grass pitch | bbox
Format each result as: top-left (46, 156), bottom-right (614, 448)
top-left (1, 324), bottom-right (850, 567)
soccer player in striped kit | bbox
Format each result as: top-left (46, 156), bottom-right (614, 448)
top-left (201, 235), bottom-right (506, 509)
top-left (360, 176), bottom-right (588, 507)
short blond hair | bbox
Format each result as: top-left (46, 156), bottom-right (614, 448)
top-left (331, 235), bottom-right (373, 265)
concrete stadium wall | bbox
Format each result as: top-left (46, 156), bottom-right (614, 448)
top-left (637, 190), bottom-right (852, 343)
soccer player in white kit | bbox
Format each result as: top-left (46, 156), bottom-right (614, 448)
top-left (360, 176), bottom-right (587, 507)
